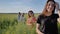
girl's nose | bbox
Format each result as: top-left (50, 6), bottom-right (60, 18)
top-left (49, 5), bottom-right (52, 8)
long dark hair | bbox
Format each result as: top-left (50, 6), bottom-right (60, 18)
top-left (42, 0), bottom-right (56, 16)
top-left (18, 12), bottom-right (21, 15)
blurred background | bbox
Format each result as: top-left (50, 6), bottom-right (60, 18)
top-left (0, 0), bottom-right (60, 34)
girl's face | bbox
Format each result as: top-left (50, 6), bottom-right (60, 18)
top-left (46, 1), bottom-right (55, 13)
top-left (28, 12), bottom-right (33, 17)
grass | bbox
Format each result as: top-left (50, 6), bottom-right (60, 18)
top-left (0, 13), bottom-right (60, 34)
top-left (0, 13), bottom-right (38, 34)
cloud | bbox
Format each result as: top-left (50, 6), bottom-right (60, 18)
top-left (1, 0), bottom-right (60, 13)
top-left (0, 0), bottom-right (39, 13)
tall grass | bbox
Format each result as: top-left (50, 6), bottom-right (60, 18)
top-left (0, 13), bottom-right (60, 34)
top-left (0, 13), bottom-right (37, 34)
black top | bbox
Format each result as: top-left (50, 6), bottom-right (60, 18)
top-left (37, 14), bottom-right (59, 34)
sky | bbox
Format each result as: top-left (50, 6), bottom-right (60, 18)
top-left (0, 0), bottom-right (60, 13)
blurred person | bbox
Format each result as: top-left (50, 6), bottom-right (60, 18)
top-left (36, 0), bottom-right (60, 34)
top-left (21, 13), bottom-right (26, 23)
top-left (26, 10), bottom-right (36, 29)
top-left (18, 12), bottom-right (21, 22)
top-left (18, 12), bottom-right (25, 23)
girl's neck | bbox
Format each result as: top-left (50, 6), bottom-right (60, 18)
top-left (45, 12), bottom-right (52, 16)
top-left (29, 16), bottom-right (34, 18)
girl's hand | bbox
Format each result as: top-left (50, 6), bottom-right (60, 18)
top-left (37, 31), bottom-right (44, 34)
top-left (55, 2), bottom-right (59, 11)
top-left (38, 32), bottom-right (44, 34)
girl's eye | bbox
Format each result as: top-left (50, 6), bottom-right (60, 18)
top-left (48, 3), bottom-right (54, 7)
top-left (48, 3), bottom-right (50, 6)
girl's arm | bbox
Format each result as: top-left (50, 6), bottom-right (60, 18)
top-left (36, 23), bottom-right (43, 34)
top-left (55, 2), bottom-right (59, 11)
top-left (57, 10), bottom-right (60, 23)
top-left (57, 18), bottom-right (60, 23)
top-left (55, 2), bottom-right (60, 23)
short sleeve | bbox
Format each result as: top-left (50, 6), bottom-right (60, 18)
top-left (37, 15), bottom-right (41, 24)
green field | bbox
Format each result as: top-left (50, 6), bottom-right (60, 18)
top-left (0, 13), bottom-right (60, 34)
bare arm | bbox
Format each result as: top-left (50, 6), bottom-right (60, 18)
top-left (57, 10), bottom-right (60, 23)
top-left (36, 23), bottom-right (43, 34)
top-left (55, 2), bottom-right (60, 23)
top-left (55, 2), bottom-right (59, 11)
top-left (57, 12), bottom-right (60, 23)
top-left (57, 18), bottom-right (60, 23)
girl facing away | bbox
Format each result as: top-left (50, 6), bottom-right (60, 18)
top-left (18, 12), bottom-right (25, 23)
top-left (21, 13), bottom-right (26, 23)
top-left (36, 0), bottom-right (60, 34)
top-left (18, 12), bottom-right (21, 22)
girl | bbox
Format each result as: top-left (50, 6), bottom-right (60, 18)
top-left (26, 10), bottom-right (36, 29)
top-left (18, 12), bottom-right (25, 23)
top-left (21, 13), bottom-right (26, 23)
top-left (36, 0), bottom-right (60, 34)
top-left (18, 12), bottom-right (21, 22)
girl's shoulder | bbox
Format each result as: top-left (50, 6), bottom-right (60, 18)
top-left (53, 14), bottom-right (58, 16)
top-left (49, 14), bottom-right (59, 19)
